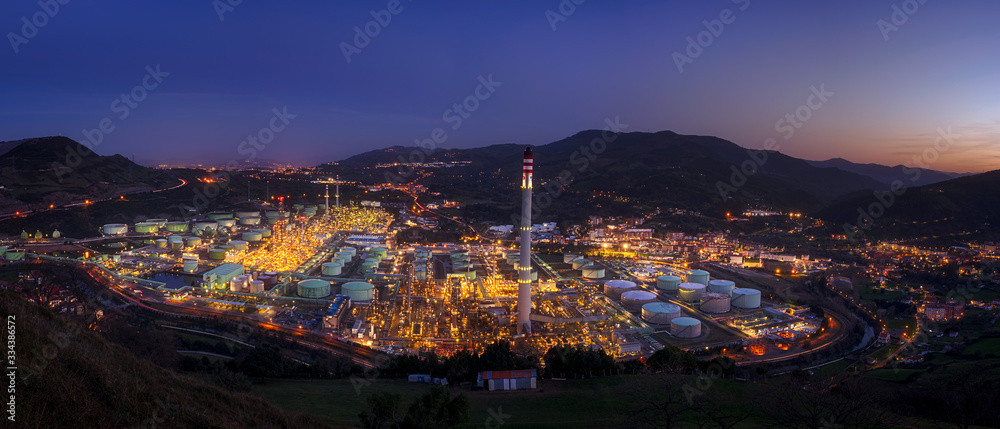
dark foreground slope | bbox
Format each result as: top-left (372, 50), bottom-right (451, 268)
top-left (0, 290), bottom-right (339, 429)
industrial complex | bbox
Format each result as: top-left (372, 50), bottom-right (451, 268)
top-left (1, 147), bottom-right (834, 364)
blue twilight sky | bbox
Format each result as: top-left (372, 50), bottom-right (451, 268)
top-left (1, 0), bottom-right (998, 171)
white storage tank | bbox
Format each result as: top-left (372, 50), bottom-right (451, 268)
top-left (571, 258), bottom-right (593, 270)
top-left (335, 251), bottom-right (353, 262)
top-left (342, 281), bottom-right (375, 301)
top-left (322, 262), bottom-right (343, 276)
top-left (603, 280), bottom-right (637, 300)
top-left (700, 292), bottom-right (732, 313)
top-left (731, 288), bottom-right (762, 309)
top-left (165, 221), bottom-right (189, 232)
top-left (193, 221), bottom-right (218, 231)
top-left (183, 257), bottom-right (198, 273)
top-left (297, 279), bottom-right (331, 298)
top-left (642, 302), bottom-right (682, 324)
top-left (229, 240), bottom-right (248, 251)
top-left (707, 279), bottom-right (736, 296)
top-left (235, 210), bottom-right (260, 218)
top-left (686, 270), bottom-right (710, 286)
top-left (656, 275), bottom-right (682, 291)
top-left (563, 254), bottom-right (580, 264)
top-left (102, 224), bottom-right (128, 235)
top-left (230, 278), bottom-right (243, 292)
top-left (581, 265), bottom-right (605, 279)
top-left (147, 219), bottom-right (168, 228)
top-left (249, 280), bottom-right (265, 294)
top-left (671, 317), bottom-right (702, 338)
top-left (242, 231), bottom-right (264, 242)
top-left (620, 290), bottom-right (657, 311)
top-left (155, 239), bottom-right (168, 248)
top-left (185, 236), bottom-right (202, 247)
top-left (208, 247), bottom-right (227, 260)
top-left (678, 283), bottom-right (706, 302)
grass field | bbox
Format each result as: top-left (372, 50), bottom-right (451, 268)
top-left (884, 316), bottom-right (916, 330)
top-left (868, 344), bottom-right (900, 362)
top-left (809, 359), bottom-right (854, 379)
top-left (251, 374), bottom-right (750, 429)
top-left (964, 337), bottom-right (1000, 356)
top-left (864, 368), bottom-right (919, 382)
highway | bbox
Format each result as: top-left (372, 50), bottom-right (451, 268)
top-left (61, 261), bottom-right (387, 369)
top-left (0, 177), bottom-right (188, 222)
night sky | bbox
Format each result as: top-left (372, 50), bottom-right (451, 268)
top-left (2, 0), bottom-right (998, 171)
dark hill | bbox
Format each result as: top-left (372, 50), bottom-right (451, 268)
top-left (816, 169), bottom-right (1000, 241)
top-left (0, 289), bottom-right (338, 428)
top-left (806, 157), bottom-right (964, 187)
top-left (330, 130), bottom-right (886, 218)
top-left (0, 136), bottom-right (178, 211)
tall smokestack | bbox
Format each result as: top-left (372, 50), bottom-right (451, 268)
top-left (517, 147), bottom-right (533, 334)
top-left (325, 184), bottom-right (330, 218)
top-left (335, 174), bottom-right (340, 208)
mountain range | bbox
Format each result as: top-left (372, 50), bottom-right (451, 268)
top-left (2, 132), bottom-right (996, 241)
top-left (327, 130), bottom-right (997, 239)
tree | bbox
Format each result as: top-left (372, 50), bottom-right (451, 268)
top-left (359, 392), bottom-right (404, 429)
top-left (647, 346), bottom-right (698, 374)
top-left (360, 387), bottom-right (469, 429)
top-left (239, 343), bottom-right (284, 382)
top-left (480, 340), bottom-right (516, 370)
top-left (627, 387), bottom-right (693, 429)
top-left (401, 386), bottom-right (470, 429)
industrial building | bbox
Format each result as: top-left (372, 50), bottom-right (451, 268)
top-left (202, 263), bottom-right (245, 288)
top-left (478, 369), bottom-right (537, 391)
top-left (324, 295), bottom-right (351, 329)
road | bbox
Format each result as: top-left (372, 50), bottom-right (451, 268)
top-left (65, 261), bottom-right (386, 369)
top-left (408, 192), bottom-right (483, 241)
top-left (0, 177), bottom-right (188, 221)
